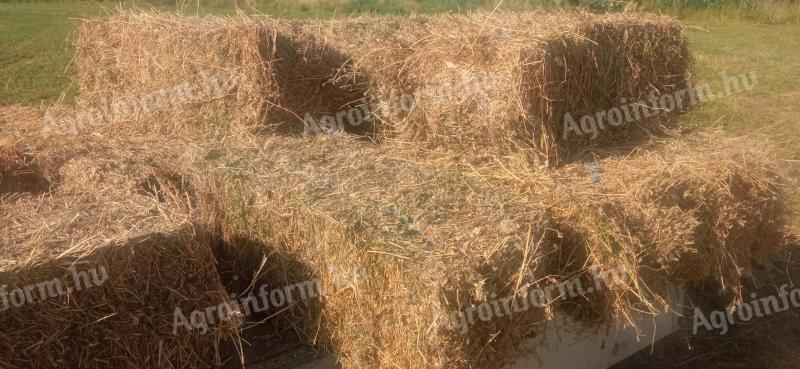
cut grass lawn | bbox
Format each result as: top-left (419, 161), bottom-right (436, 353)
top-left (0, 3), bottom-right (101, 106)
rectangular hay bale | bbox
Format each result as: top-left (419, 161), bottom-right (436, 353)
top-left (74, 11), bottom-right (690, 166)
top-left (303, 12), bottom-right (690, 166)
top-left (0, 195), bottom-right (233, 369)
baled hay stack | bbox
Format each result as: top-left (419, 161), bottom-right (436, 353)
top-left (195, 133), bottom-right (790, 369)
top-left (199, 135), bottom-right (564, 369)
top-left (0, 195), bottom-right (235, 369)
top-left (0, 128), bottom-right (240, 368)
top-left (75, 11), bottom-right (688, 165)
top-left (75, 11), bottom-right (365, 137)
top-left (305, 12), bottom-right (690, 166)
top-left (531, 133), bottom-right (789, 326)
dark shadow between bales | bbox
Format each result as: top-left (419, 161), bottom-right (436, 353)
top-left (254, 32), bottom-right (379, 140)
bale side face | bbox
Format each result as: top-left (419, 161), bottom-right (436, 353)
top-left (302, 12), bottom-right (690, 166)
top-left (75, 13), bottom-right (269, 135)
top-left (0, 229), bottom-right (231, 369)
top-left (199, 136), bottom-right (560, 369)
top-left (74, 12), bottom-right (368, 137)
top-left (525, 16), bottom-right (691, 165)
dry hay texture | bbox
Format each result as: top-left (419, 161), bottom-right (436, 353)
top-left (0, 8), bottom-right (788, 369)
top-left (191, 133), bottom-right (788, 369)
top-left (197, 135), bottom-right (559, 369)
top-left (0, 107), bottom-right (239, 369)
top-left (0, 108), bottom-right (791, 369)
top-left (520, 133), bottom-right (788, 327)
top-left (75, 12), bottom-right (365, 137)
top-left (75, 11), bottom-right (689, 165)
top-left (309, 12), bottom-right (689, 166)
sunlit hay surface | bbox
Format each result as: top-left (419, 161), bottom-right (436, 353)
top-left (0, 105), bottom-right (76, 196)
top-left (526, 132), bottom-right (790, 328)
top-left (0, 108), bottom-right (239, 369)
top-left (75, 11), bottom-right (366, 138)
top-left (194, 134), bottom-right (565, 369)
top-left (75, 12), bottom-right (262, 136)
top-left (304, 11), bottom-right (690, 166)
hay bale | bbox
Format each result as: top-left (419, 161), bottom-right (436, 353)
top-left (304, 11), bottom-right (690, 166)
top-left (197, 135), bottom-right (562, 369)
top-left (0, 192), bottom-right (235, 369)
top-left (523, 133), bottom-right (789, 326)
top-left (74, 12), bottom-right (364, 137)
top-left (0, 121), bottom-right (241, 369)
top-left (74, 11), bottom-right (689, 164)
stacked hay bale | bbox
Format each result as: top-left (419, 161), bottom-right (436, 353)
top-left (304, 12), bottom-right (690, 165)
top-left (0, 197), bottom-right (232, 369)
top-left (74, 12), bottom-right (365, 137)
top-left (494, 133), bottom-right (789, 326)
top-left (198, 135), bottom-right (560, 369)
top-left (0, 109), bottom-right (238, 369)
top-left (74, 11), bottom-right (689, 165)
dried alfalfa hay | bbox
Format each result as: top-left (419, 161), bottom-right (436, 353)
top-left (303, 11), bottom-right (690, 166)
top-left (191, 134), bottom-right (568, 369)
